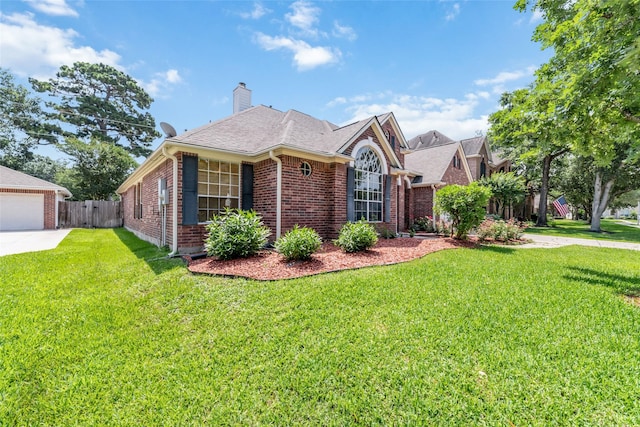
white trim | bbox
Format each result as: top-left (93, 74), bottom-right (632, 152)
top-left (351, 137), bottom-right (389, 173)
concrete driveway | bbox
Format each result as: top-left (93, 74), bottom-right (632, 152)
top-left (521, 233), bottom-right (640, 251)
top-left (0, 229), bottom-right (72, 256)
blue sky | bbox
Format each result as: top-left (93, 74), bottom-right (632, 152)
top-left (1, 0), bottom-right (549, 156)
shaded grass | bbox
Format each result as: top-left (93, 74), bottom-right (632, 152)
top-left (1, 229), bottom-right (639, 425)
top-left (525, 218), bottom-right (640, 242)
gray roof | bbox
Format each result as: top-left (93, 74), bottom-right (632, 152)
top-left (169, 105), bottom-right (373, 156)
top-left (406, 130), bottom-right (454, 150)
top-left (460, 135), bottom-right (486, 156)
top-left (404, 142), bottom-right (461, 185)
top-left (0, 165), bottom-right (72, 197)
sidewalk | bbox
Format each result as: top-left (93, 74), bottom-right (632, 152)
top-left (520, 233), bottom-right (640, 251)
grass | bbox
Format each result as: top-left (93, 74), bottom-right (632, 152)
top-left (525, 218), bottom-right (640, 243)
top-left (1, 228), bottom-right (639, 425)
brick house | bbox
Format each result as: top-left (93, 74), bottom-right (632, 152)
top-left (0, 165), bottom-right (72, 230)
top-left (118, 84), bottom-right (415, 254)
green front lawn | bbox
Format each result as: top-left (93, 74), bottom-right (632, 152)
top-left (525, 218), bottom-right (640, 243)
top-left (1, 229), bottom-right (639, 425)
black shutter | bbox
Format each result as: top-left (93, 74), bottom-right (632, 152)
top-left (346, 166), bottom-right (355, 222)
top-left (182, 155), bottom-right (198, 225)
top-left (241, 163), bottom-right (254, 210)
top-left (384, 174), bottom-right (392, 222)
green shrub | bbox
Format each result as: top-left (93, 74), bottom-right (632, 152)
top-left (435, 183), bottom-right (492, 239)
top-left (204, 208), bottom-right (271, 260)
top-left (378, 226), bottom-right (396, 239)
top-left (414, 216), bottom-right (435, 232)
top-left (476, 218), bottom-right (526, 242)
top-left (334, 220), bottom-right (378, 253)
top-left (275, 225), bottom-right (322, 261)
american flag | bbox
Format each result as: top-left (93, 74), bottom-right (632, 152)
top-left (553, 195), bottom-right (569, 217)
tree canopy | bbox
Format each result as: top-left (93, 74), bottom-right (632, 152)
top-left (30, 62), bottom-right (160, 158)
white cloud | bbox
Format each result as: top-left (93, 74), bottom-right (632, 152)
top-left (254, 33), bottom-right (340, 71)
top-left (239, 2), bottom-right (270, 20)
top-left (445, 3), bottom-right (460, 21)
top-left (286, 0), bottom-right (321, 35)
top-left (0, 12), bottom-right (121, 78)
top-left (140, 69), bottom-right (183, 98)
top-left (474, 66), bottom-right (537, 94)
top-left (530, 9), bottom-right (544, 24)
top-left (24, 0), bottom-right (79, 17)
top-left (329, 91), bottom-right (491, 141)
top-left (332, 21), bottom-right (357, 41)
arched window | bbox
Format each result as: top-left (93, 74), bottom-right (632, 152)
top-left (354, 147), bottom-right (383, 222)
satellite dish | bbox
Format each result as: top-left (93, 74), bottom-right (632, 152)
top-left (160, 122), bottom-right (177, 138)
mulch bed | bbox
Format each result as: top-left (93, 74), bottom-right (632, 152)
top-left (186, 237), bottom-right (477, 281)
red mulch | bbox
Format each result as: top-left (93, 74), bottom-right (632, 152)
top-left (186, 237), bottom-right (477, 281)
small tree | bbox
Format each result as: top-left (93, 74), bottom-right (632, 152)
top-left (480, 172), bottom-right (526, 218)
top-left (435, 182), bottom-right (492, 239)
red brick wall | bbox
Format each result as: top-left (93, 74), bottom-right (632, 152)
top-left (122, 157), bottom-right (176, 248)
top-left (442, 157), bottom-right (471, 186)
top-left (0, 188), bottom-right (56, 229)
top-left (412, 186), bottom-right (434, 220)
top-left (253, 158), bottom-right (277, 238)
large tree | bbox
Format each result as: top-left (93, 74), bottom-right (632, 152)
top-left (516, 0), bottom-right (640, 231)
top-left (57, 138), bottom-right (137, 200)
top-left (488, 86), bottom-right (570, 226)
top-left (0, 68), bottom-right (58, 169)
top-left (30, 62), bottom-right (160, 158)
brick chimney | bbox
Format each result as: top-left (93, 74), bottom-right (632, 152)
top-left (233, 82), bottom-right (252, 114)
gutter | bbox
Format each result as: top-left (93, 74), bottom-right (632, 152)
top-left (269, 150), bottom-right (282, 239)
top-left (162, 146), bottom-right (179, 256)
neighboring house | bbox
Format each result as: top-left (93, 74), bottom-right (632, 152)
top-left (403, 141), bottom-right (473, 223)
top-left (0, 165), bottom-right (72, 231)
top-left (459, 135), bottom-right (510, 180)
top-left (118, 83), bottom-right (412, 254)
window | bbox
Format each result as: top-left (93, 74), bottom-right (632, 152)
top-left (354, 147), bottom-right (383, 222)
top-left (197, 159), bottom-right (240, 222)
top-left (480, 160), bottom-right (486, 178)
top-left (300, 162), bottom-right (312, 177)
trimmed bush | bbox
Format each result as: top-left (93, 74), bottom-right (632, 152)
top-left (334, 220), bottom-right (378, 253)
top-left (204, 208), bottom-right (271, 260)
top-left (476, 218), bottom-right (526, 242)
top-left (275, 225), bottom-right (322, 261)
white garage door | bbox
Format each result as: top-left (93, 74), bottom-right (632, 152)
top-left (0, 193), bottom-right (45, 231)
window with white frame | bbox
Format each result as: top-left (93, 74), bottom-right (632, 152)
top-left (354, 146), bottom-right (383, 222)
top-left (197, 159), bottom-right (240, 222)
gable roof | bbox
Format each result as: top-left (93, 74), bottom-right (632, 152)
top-left (460, 135), bottom-right (509, 167)
top-left (404, 142), bottom-right (471, 186)
top-left (406, 130), bottom-right (454, 150)
top-left (0, 165), bottom-right (72, 197)
top-left (167, 105), bottom-right (401, 161)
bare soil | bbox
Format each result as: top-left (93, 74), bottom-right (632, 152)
top-left (186, 237), bottom-right (477, 281)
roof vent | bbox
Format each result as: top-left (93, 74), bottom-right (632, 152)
top-left (233, 82), bottom-right (252, 114)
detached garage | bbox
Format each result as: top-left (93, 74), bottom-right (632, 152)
top-left (0, 165), bottom-right (72, 231)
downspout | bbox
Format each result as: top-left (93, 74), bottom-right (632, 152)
top-left (431, 185), bottom-right (437, 220)
top-left (162, 146), bottom-right (179, 256)
top-left (269, 150), bottom-right (282, 239)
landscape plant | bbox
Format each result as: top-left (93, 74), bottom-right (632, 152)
top-left (204, 208), bottom-right (270, 260)
top-left (274, 225), bottom-right (322, 261)
top-left (435, 182), bottom-right (492, 239)
top-left (476, 218), bottom-right (526, 242)
top-left (334, 219), bottom-right (378, 252)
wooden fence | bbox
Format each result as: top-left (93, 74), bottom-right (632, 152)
top-left (58, 200), bottom-right (123, 228)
